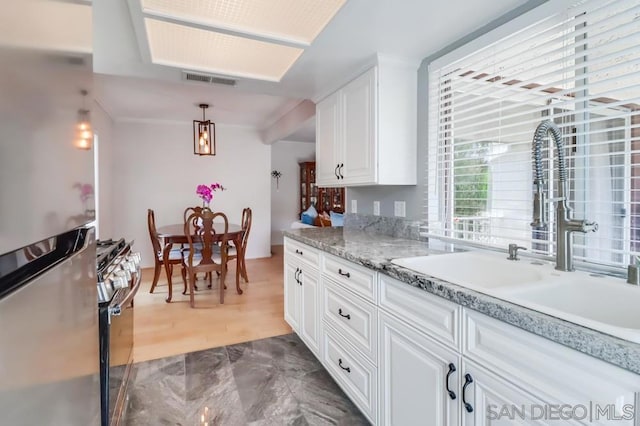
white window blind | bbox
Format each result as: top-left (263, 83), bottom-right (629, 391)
top-left (425, 0), bottom-right (640, 269)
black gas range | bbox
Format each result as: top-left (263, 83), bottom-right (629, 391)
top-left (96, 239), bottom-right (140, 426)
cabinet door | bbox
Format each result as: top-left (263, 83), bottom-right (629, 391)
top-left (342, 68), bottom-right (376, 185)
top-left (379, 312), bottom-right (460, 426)
top-left (461, 360), bottom-right (556, 426)
top-left (300, 266), bottom-right (321, 357)
top-left (316, 92), bottom-right (341, 186)
top-left (284, 259), bottom-right (301, 332)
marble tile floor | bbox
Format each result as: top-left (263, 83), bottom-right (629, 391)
top-left (124, 333), bottom-right (370, 426)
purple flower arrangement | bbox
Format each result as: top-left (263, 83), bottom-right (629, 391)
top-left (196, 183), bottom-right (225, 205)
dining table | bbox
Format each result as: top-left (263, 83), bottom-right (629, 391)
top-left (156, 223), bottom-right (244, 302)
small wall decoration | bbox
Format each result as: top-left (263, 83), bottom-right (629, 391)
top-left (271, 170), bottom-right (283, 189)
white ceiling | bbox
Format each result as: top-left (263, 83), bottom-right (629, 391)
top-left (94, 0), bottom-right (532, 135)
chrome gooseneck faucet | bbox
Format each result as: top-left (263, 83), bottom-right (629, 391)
top-left (531, 120), bottom-right (598, 271)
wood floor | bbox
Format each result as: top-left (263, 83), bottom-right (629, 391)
top-left (133, 245), bottom-right (291, 363)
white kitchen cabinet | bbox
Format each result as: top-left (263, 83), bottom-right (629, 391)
top-left (463, 309), bottom-right (638, 426)
top-left (316, 91), bottom-right (340, 184)
top-left (283, 259), bottom-right (301, 332)
top-left (323, 324), bottom-right (378, 424)
top-left (315, 59), bottom-right (417, 187)
top-left (379, 311), bottom-right (460, 426)
top-left (283, 244), bottom-right (639, 426)
top-left (379, 275), bottom-right (638, 426)
top-left (283, 239), bottom-right (321, 358)
top-left (341, 68), bottom-right (376, 185)
top-left (461, 360), bottom-right (551, 426)
top-left (300, 264), bottom-right (321, 356)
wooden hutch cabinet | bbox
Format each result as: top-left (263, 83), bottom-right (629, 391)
top-left (299, 161), bottom-right (318, 214)
top-left (299, 161), bottom-right (345, 215)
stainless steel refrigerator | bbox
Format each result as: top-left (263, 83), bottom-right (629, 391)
top-left (0, 1), bottom-right (99, 424)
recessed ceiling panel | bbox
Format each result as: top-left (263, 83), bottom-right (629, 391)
top-left (0, 0), bottom-right (91, 53)
top-left (145, 18), bottom-right (303, 81)
top-left (141, 0), bottom-right (347, 45)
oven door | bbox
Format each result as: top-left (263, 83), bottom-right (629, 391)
top-left (103, 266), bottom-right (140, 426)
top-left (108, 287), bottom-right (134, 426)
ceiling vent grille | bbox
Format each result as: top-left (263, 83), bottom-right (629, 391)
top-left (182, 71), bottom-right (237, 87)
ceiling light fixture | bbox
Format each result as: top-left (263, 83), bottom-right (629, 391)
top-left (75, 89), bottom-right (92, 150)
top-left (193, 103), bottom-right (215, 156)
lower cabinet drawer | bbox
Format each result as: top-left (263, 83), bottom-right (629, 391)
top-left (323, 279), bottom-right (377, 363)
top-left (322, 254), bottom-right (377, 302)
top-left (323, 325), bottom-right (377, 424)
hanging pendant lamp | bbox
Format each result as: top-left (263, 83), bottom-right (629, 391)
top-left (193, 103), bottom-right (216, 156)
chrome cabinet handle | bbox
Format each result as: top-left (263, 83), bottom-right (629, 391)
top-left (338, 358), bottom-right (351, 373)
top-left (462, 373), bottom-right (474, 413)
top-left (445, 363), bottom-right (456, 400)
top-left (338, 308), bottom-right (351, 320)
top-left (338, 268), bottom-right (350, 278)
top-left (295, 249), bottom-right (303, 255)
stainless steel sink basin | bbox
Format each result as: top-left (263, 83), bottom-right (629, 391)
top-left (391, 250), bottom-right (640, 343)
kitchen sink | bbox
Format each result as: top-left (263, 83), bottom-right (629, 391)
top-left (391, 250), bottom-right (640, 343)
top-left (505, 278), bottom-right (640, 343)
top-left (391, 251), bottom-right (554, 292)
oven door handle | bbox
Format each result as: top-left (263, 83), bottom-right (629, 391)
top-left (109, 271), bottom-right (141, 317)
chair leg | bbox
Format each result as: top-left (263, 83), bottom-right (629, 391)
top-left (220, 267), bottom-right (225, 304)
top-left (189, 272), bottom-right (196, 308)
top-left (235, 257), bottom-right (242, 295)
top-left (241, 256), bottom-right (249, 283)
top-left (164, 262), bottom-right (173, 303)
top-left (150, 260), bottom-right (162, 293)
top-left (181, 266), bottom-right (188, 295)
top-left (236, 255), bottom-right (242, 294)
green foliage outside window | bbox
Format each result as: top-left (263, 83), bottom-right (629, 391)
top-left (453, 140), bottom-right (490, 217)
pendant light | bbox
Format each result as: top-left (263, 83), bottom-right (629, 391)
top-left (193, 103), bottom-right (216, 156)
top-left (75, 89), bottom-right (92, 150)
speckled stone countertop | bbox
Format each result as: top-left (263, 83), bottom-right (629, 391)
top-left (284, 227), bottom-right (640, 375)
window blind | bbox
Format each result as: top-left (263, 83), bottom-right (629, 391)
top-left (425, 0), bottom-right (640, 269)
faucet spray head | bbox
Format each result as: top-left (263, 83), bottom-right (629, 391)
top-left (531, 190), bottom-right (547, 228)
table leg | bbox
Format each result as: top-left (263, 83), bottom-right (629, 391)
top-left (163, 243), bottom-right (174, 303)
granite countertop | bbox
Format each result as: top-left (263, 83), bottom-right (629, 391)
top-left (284, 227), bottom-right (640, 375)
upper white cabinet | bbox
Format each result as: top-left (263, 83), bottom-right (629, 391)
top-left (316, 91), bottom-right (340, 184)
top-left (315, 59), bottom-right (417, 187)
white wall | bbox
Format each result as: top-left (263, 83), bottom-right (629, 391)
top-left (112, 121), bottom-right (271, 268)
top-left (93, 101), bottom-right (114, 239)
top-left (270, 140), bottom-right (315, 245)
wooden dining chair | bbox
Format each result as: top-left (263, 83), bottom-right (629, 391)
top-left (227, 207), bottom-right (252, 284)
top-left (182, 209), bottom-right (230, 307)
top-left (147, 209), bottom-right (187, 302)
top-left (183, 206), bottom-right (204, 228)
